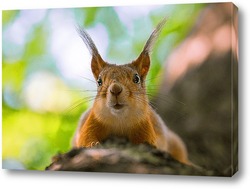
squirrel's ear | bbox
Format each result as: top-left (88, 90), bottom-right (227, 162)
top-left (132, 52), bottom-right (150, 78)
top-left (91, 55), bottom-right (106, 79)
top-left (76, 26), bottom-right (106, 79)
top-left (133, 18), bottom-right (167, 78)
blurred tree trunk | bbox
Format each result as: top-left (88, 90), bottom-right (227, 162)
top-left (154, 2), bottom-right (238, 175)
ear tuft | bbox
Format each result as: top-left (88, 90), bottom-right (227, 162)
top-left (143, 18), bottom-right (167, 54)
top-left (132, 18), bottom-right (167, 78)
top-left (76, 26), bottom-right (106, 79)
top-left (76, 26), bottom-right (99, 58)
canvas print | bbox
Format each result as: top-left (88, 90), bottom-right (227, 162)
top-left (2, 2), bottom-right (238, 176)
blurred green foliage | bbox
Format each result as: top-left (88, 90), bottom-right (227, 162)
top-left (2, 4), bottom-right (206, 170)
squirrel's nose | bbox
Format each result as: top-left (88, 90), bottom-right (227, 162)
top-left (110, 83), bottom-right (122, 96)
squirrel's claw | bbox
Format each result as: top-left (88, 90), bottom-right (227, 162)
top-left (89, 141), bottom-right (100, 147)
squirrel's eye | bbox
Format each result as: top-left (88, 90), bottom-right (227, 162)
top-left (133, 74), bottom-right (140, 84)
top-left (97, 77), bottom-right (102, 86)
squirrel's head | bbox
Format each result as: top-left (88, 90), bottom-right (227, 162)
top-left (77, 19), bottom-right (166, 118)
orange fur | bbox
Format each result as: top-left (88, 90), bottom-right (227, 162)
top-left (76, 109), bottom-right (157, 148)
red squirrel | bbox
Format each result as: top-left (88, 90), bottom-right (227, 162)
top-left (73, 19), bottom-right (192, 165)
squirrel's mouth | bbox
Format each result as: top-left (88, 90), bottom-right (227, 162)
top-left (112, 103), bottom-right (124, 110)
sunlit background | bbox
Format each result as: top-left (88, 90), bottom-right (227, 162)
top-left (2, 4), bottom-right (205, 170)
